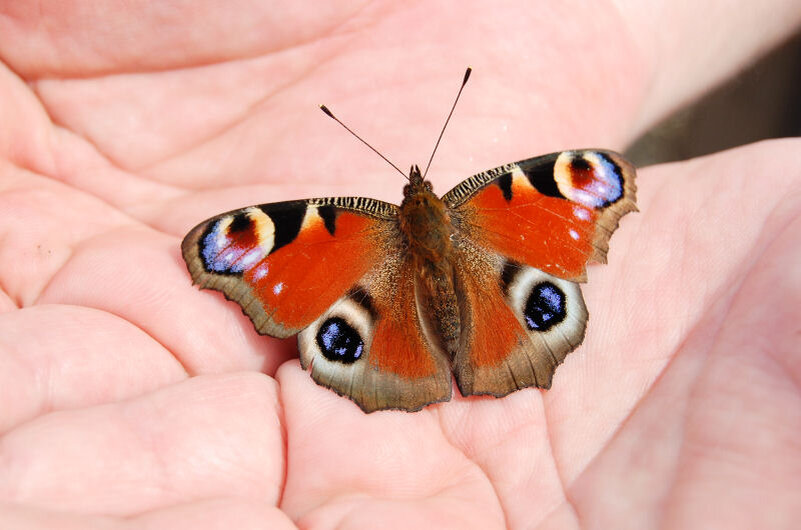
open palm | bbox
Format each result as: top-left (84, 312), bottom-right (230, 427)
top-left (1, 2), bottom-right (799, 528)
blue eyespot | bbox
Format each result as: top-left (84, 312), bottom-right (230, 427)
top-left (316, 317), bottom-right (364, 364)
top-left (524, 282), bottom-right (567, 331)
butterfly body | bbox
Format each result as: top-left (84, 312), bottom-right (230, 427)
top-left (399, 164), bottom-right (461, 356)
top-left (182, 150), bottom-right (637, 412)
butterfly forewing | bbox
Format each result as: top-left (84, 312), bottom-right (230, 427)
top-left (182, 198), bottom-right (397, 337)
top-left (445, 149), bottom-right (637, 281)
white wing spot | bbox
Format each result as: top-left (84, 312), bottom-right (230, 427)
top-left (573, 206), bottom-right (591, 221)
top-left (253, 263), bottom-right (269, 280)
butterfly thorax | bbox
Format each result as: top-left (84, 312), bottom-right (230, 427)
top-left (399, 166), bottom-right (461, 357)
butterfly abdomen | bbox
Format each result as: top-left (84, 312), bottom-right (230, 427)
top-left (399, 182), bottom-right (461, 356)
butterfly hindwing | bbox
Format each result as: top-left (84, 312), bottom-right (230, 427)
top-left (453, 253), bottom-right (588, 397)
top-left (298, 263), bottom-right (452, 413)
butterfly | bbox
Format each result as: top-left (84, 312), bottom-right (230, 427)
top-left (181, 71), bottom-right (637, 413)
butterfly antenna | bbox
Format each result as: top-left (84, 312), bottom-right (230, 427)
top-left (319, 104), bottom-right (409, 181)
top-left (422, 67), bottom-right (472, 179)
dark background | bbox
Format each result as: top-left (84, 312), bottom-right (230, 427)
top-left (626, 30), bottom-right (801, 167)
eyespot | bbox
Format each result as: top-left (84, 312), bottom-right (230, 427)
top-left (298, 293), bottom-right (374, 370)
top-left (554, 151), bottom-right (623, 208)
top-left (315, 316), bottom-right (364, 363)
top-left (502, 262), bottom-right (586, 338)
top-left (200, 207), bottom-right (274, 274)
top-left (523, 282), bottom-right (566, 331)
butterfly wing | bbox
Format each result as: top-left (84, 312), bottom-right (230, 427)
top-left (444, 150), bottom-right (636, 396)
top-left (444, 150), bottom-right (637, 281)
top-left (182, 197), bottom-right (451, 412)
top-left (297, 261), bottom-right (452, 412)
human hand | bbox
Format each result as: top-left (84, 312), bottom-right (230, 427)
top-left (1, 2), bottom-right (800, 528)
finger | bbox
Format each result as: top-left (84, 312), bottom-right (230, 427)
top-left (0, 373), bottom-right (284, 517)
top-left (0, 140), bottom-right (292, 375)
top-left (34, 227), bottom-right (295, 375)
top-left (277, 363), bottom-right (505, 527)
top-left (0, 161), bottom-right (131, 305)
top-left (0, 2), bottom-right (353, 78)
top-left (0, 290), bottom-right (14, 312)
top-left (0, 305), bottom-right (185, 434)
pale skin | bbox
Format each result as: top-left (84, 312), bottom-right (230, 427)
top-left (1, 1), bottom-right (800, 528)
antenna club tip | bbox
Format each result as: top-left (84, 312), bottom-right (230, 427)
top-left (320, 104), bottom-right (334, 117)
top-left (463, 67), bottom-right (472, 83)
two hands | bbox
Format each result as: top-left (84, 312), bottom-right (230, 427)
top-left (1, 2), bottom-right (800, 528)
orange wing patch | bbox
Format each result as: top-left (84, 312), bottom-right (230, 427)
top-left (368, 268), bottom-right (441, 379)
top-left (245, 210), bottom-right (381, 329)
top-left (182, 202), bottom-right (393, 338)
top-left (461, 168), bottom-right (598, 281)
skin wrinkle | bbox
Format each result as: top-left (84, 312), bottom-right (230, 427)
top-left (0, 289), bottom-right (16, 311)
top-left (433, 410), bottom-right (511, 529)
top-left (0, 306), bottom-right (181, 434)
top-left (0, 2), bottom-right (374, 80)
top-left (766, 333), bottom-right (801, 392)
top-left (128, 400), bottom-right (178, 500)
top-left (269, 379), bottom-right (290, 511)
top-left (33, 73), bottom-right (275, 180)
top-left (25, 247), bottom-right (72, 308)
top-left (520, 403), bottom-right (575, 529)
top-left (433, 390), bottom-right (587, 529)
top-left (24, 4), bottom-right (401, 188)
top-left (29, 223), bottom-right (138, 306)
top-left (720, 208), bottom-right (801, 394)
top-left (28, 52), bottom-right (347, 198)
top-left (32, 242), bottom-right (201, 383)
top-left (607, 319), bottom-right (720, 525)
top-left (658, 271), bottom-right (761, 525)
top-left (4, 139), bottom-right (173, 264)
top-left (128, 54), bottom-right (326, 174)
top-left (558, 316), bottom-right (707, 529)
top-left (21, 86), bottom-right (134, 177)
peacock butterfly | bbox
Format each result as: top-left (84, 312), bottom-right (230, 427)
top-left (181, 69), bottom-right (637, 412)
